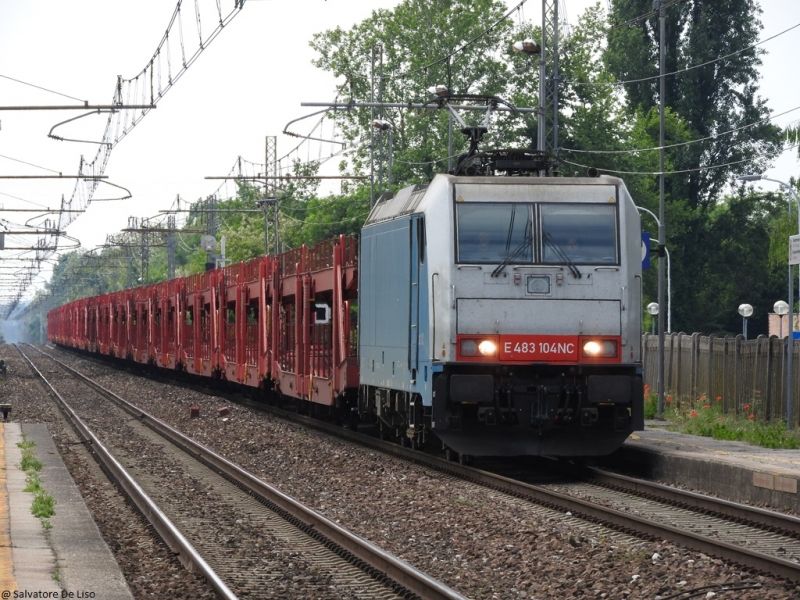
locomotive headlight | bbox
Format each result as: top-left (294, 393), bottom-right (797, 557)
top-left (461, 339), bottom-right (478, 356)
top-left (478, 340), bottom-right (497, 356)
top-left (459, 338), bottom-right (498, 357)
top-left (582, 340), bottom-right (618, 358)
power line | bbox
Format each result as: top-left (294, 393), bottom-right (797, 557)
top-left (0, 153), bottom-right (61, 174)
top-left (601, 0), bottom-right (688, 34)
top-left (0, 73), bottom-right (86, 103)
top-left (568, 21), bottom-right (800, 88)
top-left (560, 142), bottom-right (799, 177)
top-left (4, 0), bottom-right (249, 317)
top-left (560, 105), bottom-right (800, 155)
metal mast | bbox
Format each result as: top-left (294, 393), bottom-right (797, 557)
top-left (266, 136), bottom-right (278, 255)
top-left (166, 214), bottom-right (176, 281)
top-left (538, 0), bottom-right (560, 159)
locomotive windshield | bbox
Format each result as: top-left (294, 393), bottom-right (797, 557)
top-left (541, 204), bottom-right (618, 264)
top-left (456, 202), bottom-right (618, 265)
top-left (457, 203), bottom-right (532, 263)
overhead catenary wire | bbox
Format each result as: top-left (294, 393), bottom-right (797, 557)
top-left (601, 0), bottom-right (688, 33)
top-left (0, 153), bottom-right (63, 174)
top-left (0, 191), bottom-right (49, 209)
top-left (560, 142), bottom-right (800, 177)
top-left (566, 21), bottom-right (800, 88)
top-left (277, 208), bottom-right (370, 227)
top-left (4, 0), bottom-right (249, 318)
top-left (0, 73), bottom-right (87, 103)
top-left (560, 105), bottom-right (800, 155)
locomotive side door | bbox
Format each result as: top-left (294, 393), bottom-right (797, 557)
top-left (409, 214), bottom-right (423, 377)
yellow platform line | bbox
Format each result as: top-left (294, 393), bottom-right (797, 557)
top-left (0, 423), bottom-right (17, 591)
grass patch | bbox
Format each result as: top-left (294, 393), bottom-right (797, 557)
top-left (31, 493), bottom-right (56, 519)
top-left (20, 452), bottom-right (42, 473)
top-left (644, 390), bottom-right (800, 449)
top-left (17, 441), bottom-right (56, 519)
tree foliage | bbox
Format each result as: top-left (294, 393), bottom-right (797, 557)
top-left (601, 0), bottom-right (787, 335)
top-left (22, 0), bottom-right (797, 340)
top-left (606, 0), bottom-right (782, 211)
top-left (311, 0), bottom-right (535, 185)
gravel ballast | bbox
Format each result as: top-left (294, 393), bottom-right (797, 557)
top-left (7, 345), bottom-right (799, 599)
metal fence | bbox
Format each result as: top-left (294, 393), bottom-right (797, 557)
top-left (643, 333), bottom-right (797, 423)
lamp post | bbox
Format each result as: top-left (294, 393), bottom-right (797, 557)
top-left (647, 302), bottom-right (659, 335)
top-left (738, 304), bottom-right (753, 340)
top-left (738, 174), bottom-right (799, 428)
top-left (637, 206), bottom-right (672, 333)
top-left (775, 300), bottom-right (790, 339)
top-left (512, 35), bottom-right (541, 159)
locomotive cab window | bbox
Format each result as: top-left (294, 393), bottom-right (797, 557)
top-left (541, 204), bottom-right (618, 265)
top-left (456, 203), bottom-right (532, 264)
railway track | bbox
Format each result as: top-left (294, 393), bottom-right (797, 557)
top-left (272, 412), bottom-right (800, 583)
top-left (312, 417), bottom-right (800, 584)
top-left (42, 344), bottom-right (799, 597)
top-left (121, 349), bottom-right (800, 584)
top-left (20, 344), bottom-right (466, 600)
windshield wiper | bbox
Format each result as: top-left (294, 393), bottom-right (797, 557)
top-left (544, 233), bottom-right (582, 279)
top-left (492, 224), bottom-right (533, 277)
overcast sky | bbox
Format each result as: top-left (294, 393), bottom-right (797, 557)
top-left (0, 0), bottom-right (798, 294)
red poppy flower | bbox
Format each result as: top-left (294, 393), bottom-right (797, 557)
top-left (716, 396), bottom-right (722, 402)
top-left (749, 413), bottom-right (755, 420)
top-left (743, 404), bottom-right (750, 411)
top-left (690, 410), bottom-right (697, 418)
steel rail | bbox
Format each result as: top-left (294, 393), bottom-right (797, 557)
top-left (30, 345), bottom-right (468, 600)
top-left (15, 344), bottom-right (238, 600)
top-left (49, 344), bottom-right (800, 583)
top-left (586, 467), bottom-right (800, 535)
top-left (183, 382), bottom-right (800, 583)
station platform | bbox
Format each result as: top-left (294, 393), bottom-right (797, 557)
top-left (606, 421), bottom-right (800, 513)
top-left (0, 422), bottom-right (133, 599)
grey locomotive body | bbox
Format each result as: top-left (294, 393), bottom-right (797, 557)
top-left (357, 174), bottom-right (644, 457)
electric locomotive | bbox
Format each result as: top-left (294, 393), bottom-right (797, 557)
top-left (357, 151), bottom-right (644, 457)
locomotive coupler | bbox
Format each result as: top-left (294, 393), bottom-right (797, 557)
top-left (580, 407), bottom-right (599, 426)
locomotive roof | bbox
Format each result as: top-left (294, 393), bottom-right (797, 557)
top-left (364, 174), bottom-right (628, 226)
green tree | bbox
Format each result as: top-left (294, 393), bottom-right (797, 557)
top-left (604, 0), bottom-right (785, 334)
top-left (606, 0), bottom-right (782, 211)
top-left (311, 0), bottom-right (519, 186)
top-left (692, 189), bottom-right (785, 335)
